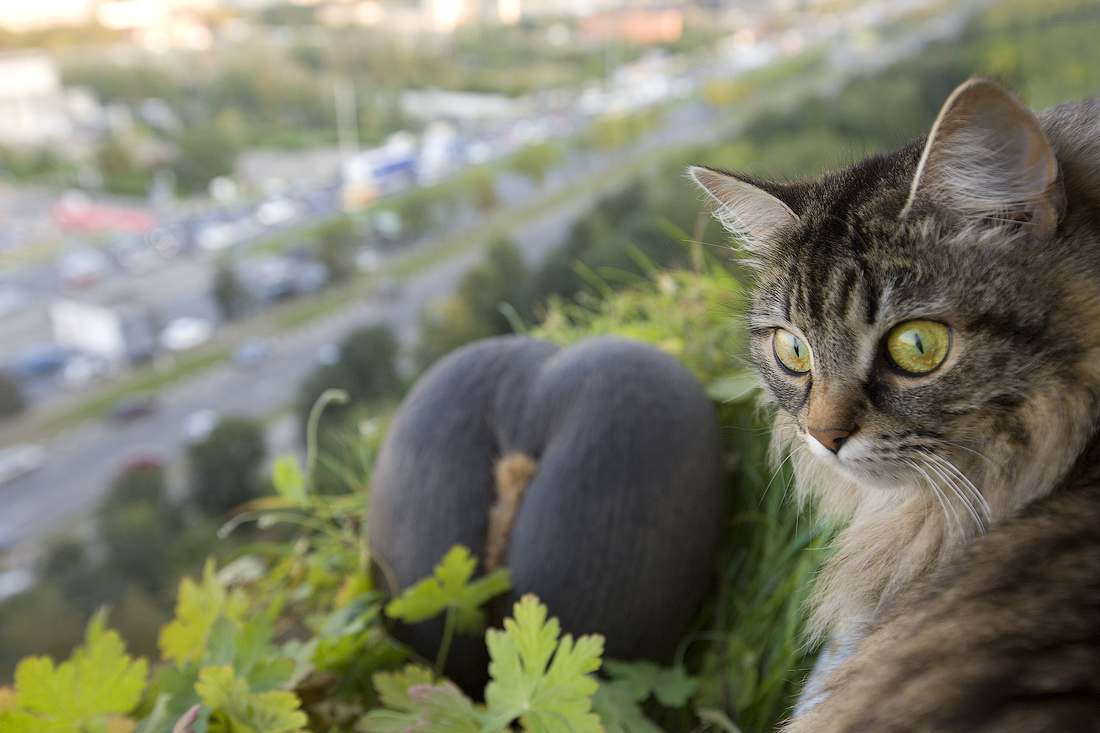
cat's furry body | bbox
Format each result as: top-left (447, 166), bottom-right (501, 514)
top-left (694, 79), bottom-right (1100, 729)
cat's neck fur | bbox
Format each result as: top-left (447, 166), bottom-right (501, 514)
top-left (789, 370), bottom-right (1100, 642)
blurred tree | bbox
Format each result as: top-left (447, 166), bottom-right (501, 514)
top-left (458, 238), bottom-right (527, 334)
top-left (98, 459), bottom-right (185, 591)
top-left (100, 458), bottom-right (169, 516)
top-left (317, 217), bottom-right (359, 283)
top-left (0, 372), bottom-right (25, 418)
top-left (212, 262), bottom-right (252, 321)
top-left (171, 127), bottom-right (239, 194)
top-left (100, 504), bottom-right (181, 592)
top-left (187, 417), bottom-right (267, 516)
top-left (509, 142), bottom-right (564, 188)
top-left (296, 324), bottom-right (402, 430)
top-left (464, 168), bottom-right (499, 213)
top-left (415, 238), bottom-right (527, 369)
top-left (0, 583), bottom-right (84, 682)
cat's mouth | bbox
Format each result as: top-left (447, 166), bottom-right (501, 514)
top-left (802, 433), bottom-right (923, 489)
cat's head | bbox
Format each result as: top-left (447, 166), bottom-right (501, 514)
top-left (694, 78), bottom-right (1100, 529)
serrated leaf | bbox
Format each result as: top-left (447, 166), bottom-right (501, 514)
top-left (482, 594), bottom-right (604, 732)
top-left (384, 545), bottom-right (511, 634)
top-left (10, 609), bottom-right (147, 728)
top-left (590, 685), bottom-right (663, 733)
top-left (601, 660), bottom-right (699, 708)
top-left (195, 666), bottom-right (307, 733)
top-left (371, 664), bottom-right (436, 711)
top-left (359, 680), bottom-right (481, 733)
top-left (405, 682), bottom-right (481, 732)
top-left (272, 456), bottom-right (307, 506)
top-left (203, 616), bottom-right (294, 691)
top-left (160, 559), bottom-right (249, 665)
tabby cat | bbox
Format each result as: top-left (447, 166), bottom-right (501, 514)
top-left (693, 78), bottom-right (1100, 730)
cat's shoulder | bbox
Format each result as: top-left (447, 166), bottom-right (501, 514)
top-left (785, 484), bottom-right (1100, 733)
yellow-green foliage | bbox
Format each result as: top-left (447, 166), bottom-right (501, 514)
top-left (534, 259), bottom-right (749, 386)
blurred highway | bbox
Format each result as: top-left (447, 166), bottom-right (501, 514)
top-left (0, 188), bottom-right (596, 546)
top-left (0, 0), bottom-right (985, 554)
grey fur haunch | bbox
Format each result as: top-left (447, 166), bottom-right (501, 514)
top-left (369, 335), bottom-right (729, 692)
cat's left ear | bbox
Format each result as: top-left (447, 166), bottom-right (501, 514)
top-left (902, 78), bottom-right (1065, 243)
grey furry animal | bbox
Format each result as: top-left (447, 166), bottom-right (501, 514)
top-left (369, 335), bottom-right (728, 694)
top-left (693, 77), bottom-right (1100, 730)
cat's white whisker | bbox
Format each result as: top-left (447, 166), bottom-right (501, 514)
top-left (911, 456), bottom-right (965, 537)
top-left (923, 452), bottom-right (989, 533)
top-left (905, 457), bottom-right (959, 536)
top-left (937, 454), bottom-right (990, 526)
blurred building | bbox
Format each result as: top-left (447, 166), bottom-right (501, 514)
top-left (0, 52), bottom-right (73, 149)
top-left (0, 0), bottom-right (93, 31)
top-left (580, 8), bottom-right (683, 43)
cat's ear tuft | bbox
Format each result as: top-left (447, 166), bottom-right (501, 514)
top-left (690, 166), bottom-right (799, 255)
top-left (902, 77), bottom-right (1065, 243)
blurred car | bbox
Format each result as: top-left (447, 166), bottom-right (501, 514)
top-left (182, 408), bottom-right (219, 442)
top-left (316, 343), bottom-right (340, 366)
top-left (106, 394), bottom-right (158, 424)
top-left (11, 345), bottom-right (69, 377)
top-left (232, 338), bottom-right (274, 368)
top-left (62, 354), bottom-right (114, 388)
top-left (0, 443), bottom-right (47, 486)
top-left (0, 284), bottom-right (30, 319)
top-left (159, 317), bottom-right (213, 352)
top-left (57, 246), bottom-right (110, 292)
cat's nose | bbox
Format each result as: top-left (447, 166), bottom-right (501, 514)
top-left (808, 427), bottom-right (853, 453)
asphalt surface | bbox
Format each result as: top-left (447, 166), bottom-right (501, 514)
top-left (0, 188), bottom-right (597, 547)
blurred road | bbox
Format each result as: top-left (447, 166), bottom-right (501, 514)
top-left (0, 188), bottom-right (596, 545)
top-left (0, 0), bottom-right (984, 550)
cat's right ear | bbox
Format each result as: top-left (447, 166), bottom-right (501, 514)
top-left (690, 166), bottom-right (799, 257)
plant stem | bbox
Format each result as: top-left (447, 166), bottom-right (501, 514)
top-left (435, 605), bottom-right (458, 675)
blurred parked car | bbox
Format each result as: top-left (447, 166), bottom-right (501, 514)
top-left (159, 317), bottom-right (213, 352)
top-left (232, 338), bottom-right (274, 368)
top-left (107, 394), bottom-right (158, 424)
top-left (57, 246), bottom-right (110, 292)
top-left (182, 408), bottom-right (219, 442)
top-left (0, 443), bottom-right (47, 486)
top-left (63, 354), bottom-right (114, 388)
top-left (11, 345), bottom-right (69, 377)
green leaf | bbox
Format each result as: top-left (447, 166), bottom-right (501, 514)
top-left (10, 609), bottom-right (147, 728)
top-left (272, 455), bottom-right (307, 506)
top-left (370, 664), bottom-right (435, 712)
top-left (159, 558), bottom-right (249, 665)
top-left (696, 707), bottom-right (745, 733)
top-left (482, 594), bottom-right (604, 732)
top-left (405, 682), bottom-right (481, 732)
top-left (590, 685), bottom-right (663, 733)
top-left (384, 545), bottom-right (511, 634)
top-left (359, 675), bottom-right (482, 733)
top-left (196, 665), bottom-right (307, 733)
top-left (601, 660), bottom-right (700, 707)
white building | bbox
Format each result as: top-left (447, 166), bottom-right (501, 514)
top-left (0, 52), bottom-right (72, 149)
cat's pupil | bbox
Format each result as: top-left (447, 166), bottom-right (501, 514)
top-left (908, 333), bottom-right (925, 354)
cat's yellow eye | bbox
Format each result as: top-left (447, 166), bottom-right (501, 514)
top-left (773, 328), bottom-right (811, 374)
top-left (886, 320), bottom-right (950, 375)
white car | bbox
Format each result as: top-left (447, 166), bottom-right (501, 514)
top-left (0, 444), bottom-right (47, 486)
top-left (182, 408), bottom-right (219, 442)
top-left (159, 317), bottom-right (213, 352)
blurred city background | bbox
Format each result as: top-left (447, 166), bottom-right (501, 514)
top-left (0, 0), bottom-right (1093, 688)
